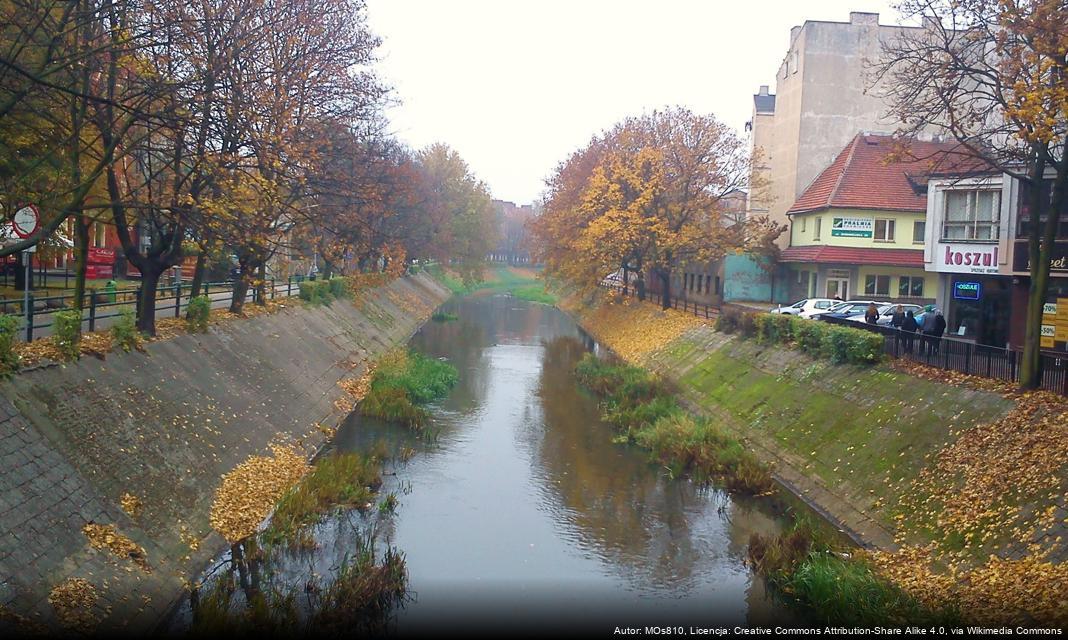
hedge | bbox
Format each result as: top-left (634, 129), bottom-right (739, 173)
top-left (715, 308), bottom-right (883, 366)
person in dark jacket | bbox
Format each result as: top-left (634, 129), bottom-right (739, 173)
top-left (865, 302), bottom-right (879, 324)
top-left (922, 307), bottom-right (944, 356)
top-left (901, 310), bottom-right (919, 354)
top-left (890, 304), bottom-right (905, 328)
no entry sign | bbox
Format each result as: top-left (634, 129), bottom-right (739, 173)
top-left (12, 204), bottom-right (40, 238)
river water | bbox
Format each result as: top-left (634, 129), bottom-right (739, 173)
top-left (331, 293), bottom-right (797, 634)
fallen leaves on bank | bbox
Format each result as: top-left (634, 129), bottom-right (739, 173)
top-left (209, 444), bottom-right (309, 543)
top-left (868, 545), bottom-right (1068, 626)
top-left (82, 523), bottom-right (151, 572)
top-left (334, 365), bottom-right (375, 413)
top-left (562, 294), bottom-right (702, 364)
top-left (47, 578), bottom-right (99, 632)
top-left (896, 390), bottom-right (1068, 554)
top-left (119, 493), bottom-right (143, 518)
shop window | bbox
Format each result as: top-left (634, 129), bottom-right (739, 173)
top-left (813, 217), bottom-right (822, 241)
top-left (943, 190), bottom-right (1000, 241)
top-left (864, 274), bottom-right (890, 296)
top-left (874, 218), bottom-right (895, 242)
top-left (913, 220), bottom-right (925, 244)
top-left (899, 276), bottom-right (924, 297)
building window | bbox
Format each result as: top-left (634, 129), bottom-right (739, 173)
top-left (865, 274), bottom-right (890, 296)
top-left (813, 217), bottom-right (821, 240)
top-left (800, 217), bottom-right (806, 233)
top-left (913, 220), bottom-right (925, 244)
top-left (874, 218), bottom-right (895, 242)
top-left (899, 276), bottom-right (924, 297)
top-left (943, 190), bottom-right (1000, 241)
top-left (93, 223), bottom-right (105, 248)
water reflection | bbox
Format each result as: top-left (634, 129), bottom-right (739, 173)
top-left (349, 294), bottom-right (796, 631)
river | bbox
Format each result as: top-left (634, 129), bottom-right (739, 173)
top-left (177, 292), bottom-right (800, 635)
top-left (333, 293), bottom-right (798, 633)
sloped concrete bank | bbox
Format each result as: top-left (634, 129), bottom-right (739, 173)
top-left (567, 299), bottom-right (1014, 550)
top-left (0, 273), bottom-right (450, 634)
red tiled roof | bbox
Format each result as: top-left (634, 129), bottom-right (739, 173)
top-left (787, 134), bottom-right (990, 215)
top-left (779, 245), bottom-right (924, 268)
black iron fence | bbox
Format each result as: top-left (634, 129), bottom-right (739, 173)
top-left (819, 315), bottom-right (1068, 395)
top-left (1, 277), bottom-right (302, 342)
top-left (599, 279), bottom-right (717, 320)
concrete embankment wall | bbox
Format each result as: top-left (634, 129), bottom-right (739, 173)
top-left (569, 300), bottom-right (1014, 550)
top-left (0, 273), bottom-right (450, 633)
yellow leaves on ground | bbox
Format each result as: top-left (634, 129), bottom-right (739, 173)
top-left (14, 331), bottom-right (114, 367)
top-left (48, 578), bottom-right (99, 632)
top-left (563, 293), bottom-right (701, 364)
top-left (82, 523), bottom-right (150, 573)
top-left (868, 545), bottom-right (1068, 626)
top-left (898, 389), bottom-right (1068, 551)
top-left (335, 364), bottom-right (375, 413)
top-left (209, 444), bottom-right (308, 543)
top-left (119, 493), bottom-right (142, 518)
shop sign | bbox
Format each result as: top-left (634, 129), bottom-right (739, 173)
top-left (952, 281), bottom-right (982, 300)
top-left (88, 247), bottom-right (115, 265)
top-left (1012, 240), bottom-right (1068, 274)
top-left (830, 216), bottom-right (873, 238)
top-left (935, 243), bottom-right (1000, 274)
top-left (1044, 303), bottom-right (1057, 315)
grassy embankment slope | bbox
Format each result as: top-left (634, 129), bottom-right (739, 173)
top-left (563, 291), bottom-right (1068, 625)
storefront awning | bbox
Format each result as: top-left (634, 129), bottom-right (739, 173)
top-left (780, 246), bottom-right (924, 268)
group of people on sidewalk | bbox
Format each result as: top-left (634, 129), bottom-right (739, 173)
top-left (864, 302), bottom-right (947, 356)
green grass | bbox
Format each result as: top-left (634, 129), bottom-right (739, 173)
top-left (748, 518), bottom-right (957, 625)
top-left (512, 285), bottom-right (558, 305)
top-left (431, 311), bottom-right (458, 322)
top-left (360, 349), bottom-right (458, 427)
top-left (574, 353), bottom-right (774, 495)
top-left (263, 452), bottom-right (382, 547)
top-left (672, 341), bottom-right (1012, 532)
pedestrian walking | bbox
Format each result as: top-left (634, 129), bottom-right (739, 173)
top-left (921, 305), bottom-right (941, 356)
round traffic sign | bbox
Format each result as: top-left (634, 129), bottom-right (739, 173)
top-left (12, 205), bottom-right (40, 239)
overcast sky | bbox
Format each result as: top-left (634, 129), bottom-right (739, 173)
top-left (365, 0), bottom-right (907, 204)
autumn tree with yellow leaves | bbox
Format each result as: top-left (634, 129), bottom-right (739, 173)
top-left (877, 0), bottom-right (1067, 389)
top-left (533, 107), bottom-right (782, 308)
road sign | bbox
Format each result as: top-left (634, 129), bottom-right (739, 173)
top-left (12, 204), bottom-right (40, 238)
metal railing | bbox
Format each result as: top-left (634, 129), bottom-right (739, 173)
top-left (599, 279), bottom-right (717, 320)
top-left (1, 277), bottom-right (303, 342)
top-left (819, 315), bottom-right (1068, 395)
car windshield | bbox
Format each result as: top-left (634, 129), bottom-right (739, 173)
top-left (792, 300), bottom-right (807, 308)
top-left (828, 302), bottom-right (849, 312)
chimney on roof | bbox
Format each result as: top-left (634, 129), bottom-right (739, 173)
top-left (758, 85), bottom-right (769, 96)
top-left (849, 12), bottom-right (879, 25)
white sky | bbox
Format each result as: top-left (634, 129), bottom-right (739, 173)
top-left (365, 0), bottom-right (908, 204)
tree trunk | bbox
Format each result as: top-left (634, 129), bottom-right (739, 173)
top-left (254, 262), bottom-right (267, 306)
top-left (72, 217), bottom-right (90, 313)
top-left (137, 266), bottom-right (163, 336)
top-left (230, 267), bottom-right (251, 314)
top-left (190, 251), bottom-right (206, 298)
top-left (659, 270), bottom-right (671, 310)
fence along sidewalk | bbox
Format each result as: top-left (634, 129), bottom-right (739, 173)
top-left (818, 315), bottom-right (1068, 395)
top-left (599, 279), bottom-right (718, 320)
top-left (1, 278), bottom-right (298, 342)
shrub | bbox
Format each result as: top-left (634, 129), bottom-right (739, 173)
top-left (714, 308), bottom-right (740, 333)
top-left (186, 295), bottom-right (211, 333)
top-left (111, 309), bottom-right (142, 352)
top-left (327, 277), bottom-right (349, 300)
top-left (820, 324), bottom-right (883, 365)
top-left (737, 311), bottom-right (757, 338)
top-left (0, 314), bottom-right (20, 376)
top-left (53, 310), bottom-right (82, 361)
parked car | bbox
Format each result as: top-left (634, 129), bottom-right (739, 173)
top-left (770, 298), bottom-right (837, 316)
top-left (813, 300), bottom-right (880, 321)
top-left (845, 303), bottom-right (923, 326)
